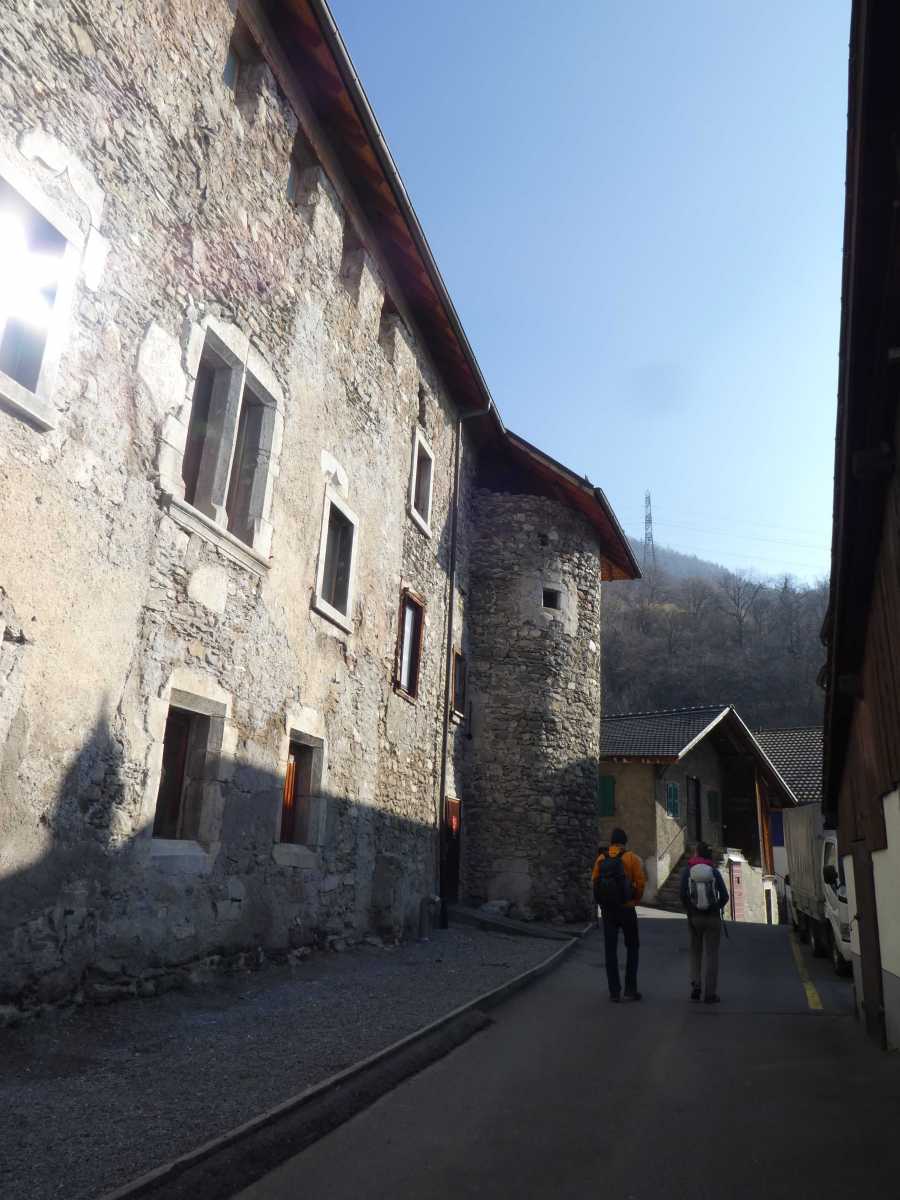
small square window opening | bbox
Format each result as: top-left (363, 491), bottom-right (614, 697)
top-left (542, 588), bottom-right (562, 611)
top-left (396, 590), bottom-right (425, 699)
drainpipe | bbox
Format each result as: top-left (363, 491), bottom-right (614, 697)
top-left (437, 400), bottom-right (493, 928)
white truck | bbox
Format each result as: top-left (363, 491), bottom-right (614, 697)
top-left (783, 803), bottom-right (852, 977)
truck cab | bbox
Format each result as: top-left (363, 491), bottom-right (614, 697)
top-left (821, 833), bottom-right (853, 976)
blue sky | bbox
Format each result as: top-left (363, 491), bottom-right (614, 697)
top-left (330, 0), bottom-right (849, 582)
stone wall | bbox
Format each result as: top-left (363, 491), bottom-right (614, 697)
top-left (0, 0), bottom-right (474, 1007)
top-left (464, 489), bottom-right (604, 922)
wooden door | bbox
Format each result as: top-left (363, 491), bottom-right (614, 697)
top-left (444, 798), bottom-right (462, 902)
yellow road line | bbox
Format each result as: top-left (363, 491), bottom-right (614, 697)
top-left (790, 935), bottom-right (824, 1011)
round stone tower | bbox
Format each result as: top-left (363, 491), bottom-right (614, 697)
top-left (464, 487), bottom-right (604, 922)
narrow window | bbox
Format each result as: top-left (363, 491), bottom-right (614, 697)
top-left (409, 430), bottom-right (434, 533)
top-left (321, 503), bottom-right (354, 615)
top-left (396, 590), bottom-right (425, 699)
top-left (417, 385), bottom-right (427, 427)
top-left (314, 489), bottom-right (359, 630)
top-left (598, 775), bottom-right (616, 818)
top-left (452, 650), bottom-right (467, 715)
top-left (666, 782), bottom-right (680, 819)
top-left (153, 707), bottom-right (209, 840)
top-left (542, 588), bottom-right (562, 611)
top-left (281, 741), bottom-right (314, 844)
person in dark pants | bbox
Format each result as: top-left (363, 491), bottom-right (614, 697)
top-left (592, 828), bottom-right (646, 1002)
top-left (680, 841), bottom-right (729, 1004)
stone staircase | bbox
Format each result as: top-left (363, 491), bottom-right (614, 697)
top-left (652, 854), bottom-right (690, 913)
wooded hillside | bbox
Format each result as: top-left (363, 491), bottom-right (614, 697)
top-left (602, 551), bottom-right (828, 729)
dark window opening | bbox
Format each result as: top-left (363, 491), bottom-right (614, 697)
top-left (397, 591), bottom-right (425, 698)
top-left (321, 503), bottom-right (354, 615)
top-left (417, 385), bottom-right (427, 426)
top-left (153, 707), bottom-right (209, 840)
top-left (225, 384), bottom-right (265, 545)
top-left (412, 442), bottom-right (432, 523)
top-left (281, 741), bottom-right (314, 844)
top-left (0, 178), bottom-right (66, 394)
top-left (542, 588), bottom-right (562, 610)
top-left (452, 650), bottom-right (467, 714)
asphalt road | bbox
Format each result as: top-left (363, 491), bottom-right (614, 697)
top-left (238, 908), bottom-right (900, 1200)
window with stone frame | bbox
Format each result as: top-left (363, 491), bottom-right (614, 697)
top-left (313, 487), bottom-right (359, 632)
top-left (408, 428), bottom-right (434, 535)
top-left (181, 331), bottom-right (276, 551)
top-left (452, 648), bottom-right (467, 715)
top-left (152, 706), bottom-right (211, 841)
top-left (280, 736), bottom-right (324, 845)
top-left (0, 171), bottom-right (81, 430)
top-left (395, 588), bottom-right (425, 700)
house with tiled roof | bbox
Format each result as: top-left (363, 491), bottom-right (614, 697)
top-left (753, 728), bottom-right (823, 882)
top-left (599, 706), bottom-right (796, 922)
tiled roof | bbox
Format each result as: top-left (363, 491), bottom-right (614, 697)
top-left (753, 728), bottom-right (823, 805)
top-left (600, 706), bottom-right (729, 758)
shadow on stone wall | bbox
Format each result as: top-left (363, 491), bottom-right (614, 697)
top-left (461, 749), bottom-right (602, 926)
top-left (0, 711), bottom-right (441, 1016)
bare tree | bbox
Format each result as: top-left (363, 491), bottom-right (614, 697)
top-left (716, 571), bottom-right (764, 648)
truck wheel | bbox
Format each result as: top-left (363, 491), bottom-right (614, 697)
top-left (810, 921), bottom-right (828, 958)
top-left (831, 936), bottom-right (852, 978)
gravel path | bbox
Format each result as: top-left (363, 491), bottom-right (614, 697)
top-left (0, 928), bottom-right (558, 1200)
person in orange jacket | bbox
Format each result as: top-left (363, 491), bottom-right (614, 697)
top-left (592, 828), bottom-right (646, 1002)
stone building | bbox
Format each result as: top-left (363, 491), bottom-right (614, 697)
top-left (0, 0), bottom-right (637, 1010)
top-left (598, 706), bottom-right (796, 921)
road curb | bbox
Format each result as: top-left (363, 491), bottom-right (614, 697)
top-left (98, 932), bottom-right (585, 1200)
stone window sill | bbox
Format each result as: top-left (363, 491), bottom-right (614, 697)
top-left (312, 594), bottom-right (354, 635)
top-left (149, 838), bottom-right (212, 874)
top-left (0, 372), bottom-right (54, 432)
top-left (164, 493), bottom-right (270, 577)
top-left (408, 506), bottom-right (433, 539)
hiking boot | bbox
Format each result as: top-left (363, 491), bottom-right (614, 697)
top-left (622, 991), bottom-right (642, 1002)
top-left (704, 994), bottom-right (721, 1005)
top-left (691, 986), bottom-right (702, 1002)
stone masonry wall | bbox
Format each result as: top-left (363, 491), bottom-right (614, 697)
top-left (0, 0), bottom-right (473, 1008)
top-left (465, 489), bottom-right (604, 922)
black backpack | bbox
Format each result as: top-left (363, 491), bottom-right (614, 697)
top-left (593, 853), bottom-right (633, 909)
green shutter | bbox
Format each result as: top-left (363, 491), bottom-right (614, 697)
top-left (598, 775), bottom-right (615, 818)
top-left (666, 782), bottom-right (680, 818)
